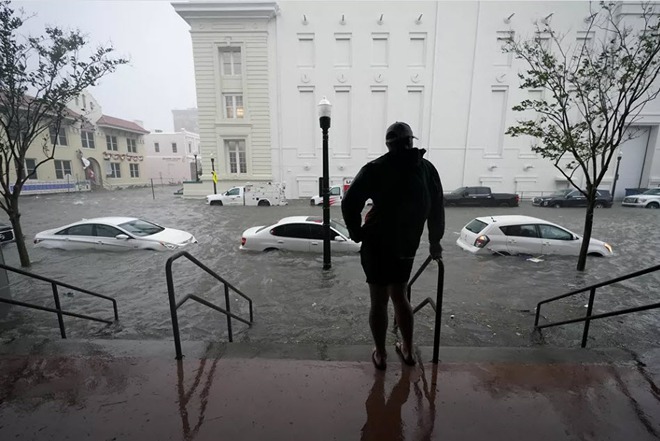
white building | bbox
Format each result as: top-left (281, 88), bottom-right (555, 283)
top-left (143, 130), bottom-right (201, 185)
top-left (174, 1), bottom-right (660, 199)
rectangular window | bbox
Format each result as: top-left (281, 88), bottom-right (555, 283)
top-left (188, 142), bottom-right (192, 153)
top-left (332, 88), bottom-right (350, 156)
top-left (487, 87), bottom-right (509, 155)
top-left (224, 94), bottom-right (244, 119)
top-left (369, 88), bottom-right (387, 155)
top-left (225, 139), bottom-right (247, 174)
top-left (129, 163), bottom-right (140, 178)
top-left (371, 34), bottom-right (389, 66)
top-left (405, 88), bottom-right (423, 142)
top-left (172, 142), bottom-right (178, 153)
top-left (219, 47), bottom-right (242, 76)
top-left (334, 34), bottom-right (351, 67)
top-left (81, 131), bottom-right (95, 149)
top-left (54, 160), bottom-right (72, 179)
top-left (25, 158), bottom-right (37, 180)
top-left (109, 162), bottom-right (121, 178)
top-left (49, 126), bottom-right (68, 146)
top-left (127, 138), bottom-right (137, 153)
top-left (409, 33), bottom-right (426, 66)
top-left (298, 34), bottom-right (315, 67)
top-left (298, 89), bottom-right (315, 156)
top-left (106, 135), bottom-right (118, 151)
top-left (495, 31), bottom-right (514, 66)
top-left (154, 142), bottom-right (160, 153)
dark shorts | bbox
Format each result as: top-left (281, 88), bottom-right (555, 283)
top-left (360, 241), bottom-right (415, 285)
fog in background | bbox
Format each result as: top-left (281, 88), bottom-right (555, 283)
top-left (14, 0), bottom-right (196, 131)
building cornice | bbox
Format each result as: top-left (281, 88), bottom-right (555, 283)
top-left (172, 1), bottom-right (279, 21)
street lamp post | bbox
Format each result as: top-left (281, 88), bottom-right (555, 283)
top-left (318, 97), bottom-right (332, 270)
top-left (210, 153), bottom-right (217, 194)
top-left (193, 154), bottom-right (199, 182)
top-left (611, 150), bottom-right (623, 200)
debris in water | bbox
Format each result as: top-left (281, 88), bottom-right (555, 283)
top-left (527, 257), bottom-right (544, 263)
top-left (450, 314), bottom-right (455, 319)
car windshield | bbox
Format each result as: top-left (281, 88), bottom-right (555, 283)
top-left (465, 219), bottom-right (488, 234)
top-left (551, 190), bottom-right (570, 197)
top-left (450, 187), bottom-right (466, 195)
top-left (330, 220), bottom-right (350, 238)
top-left (642, 188), bottom-right (660, 196)
top-left (118, 219), bottom-right (165, 237)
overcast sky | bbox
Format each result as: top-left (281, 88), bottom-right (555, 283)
top-left (15, 0), bottom-right (197, 132)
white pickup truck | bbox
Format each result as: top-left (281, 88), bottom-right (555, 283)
top-left (206, 183), bottom-right (287, 207)
top-left (621, 188), bottom-right (660, 208)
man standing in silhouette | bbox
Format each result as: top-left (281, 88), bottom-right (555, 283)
top-left (342, 122), bottom-right (444, 369)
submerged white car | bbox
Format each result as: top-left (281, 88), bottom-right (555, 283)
top-left (456, 215), bottom-right (613, 257)
top-left (34, 217), bottom-right (197, 251)
top-left (240, 216), bottom-right (360, 253)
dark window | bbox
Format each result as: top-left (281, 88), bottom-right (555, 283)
top-left (465, 219), bottom-right (487, 234)
top-left (81, 131), bottom-right (95, 148)
top-left (309, 224), bottom-right (324, 240)
top-left (500, 224), bottom-right (539, 238)
top-left (475, 187), bottom-right (490, 195)
top-left (127, 138), bottom-right (137, 153)
top-left (172, 142), bottom-right (178, 153)
top-left (154, 142), bottom-right (160, 153)
top-left (25, 159), bottom-right (37, 180)
top-left (330, 187), bottom-right (341, 196)
top-left (129, 163), bottom-right (140, 178)
top-left (57, 224), bottom-right (94, 236)
top-left (226, 187), bottom-right (240, 196)
top-left (271, 224), bottom-right (311, 239)
top-left (106, 135), bottom-right (118, 151)
top-left (49, 126), bottom-right (68, 145)
top-left (94, 224), bottom-right (123, 238)
top-left (54, 160), bottom-right (72, 179)
top-left (110, 162), bottom-right (121, 178)
top-left (539, 225), bottom-right (573, 241)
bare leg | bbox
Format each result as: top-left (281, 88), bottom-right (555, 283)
top-left (388, 283), bottom-right (414, 361)
top-left (368, 283), bottom-right (389, 364)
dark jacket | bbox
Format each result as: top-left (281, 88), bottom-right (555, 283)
top-left (341, 148), bottom-right (444, 258)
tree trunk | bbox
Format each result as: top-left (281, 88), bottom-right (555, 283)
top-left (576, 198), bottom-right (596, 272)
top-left (8, 209), bottom-right (30, 268)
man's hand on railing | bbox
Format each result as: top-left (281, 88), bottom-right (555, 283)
top-left (430, 243), bottom-right (443, 261)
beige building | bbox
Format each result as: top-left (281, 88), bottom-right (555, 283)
top-left (15, 91), bottom-right (150, 195)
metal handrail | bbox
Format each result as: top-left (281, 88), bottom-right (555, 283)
top-left (534, 263), bottom-right (660, 347)
top-left (402, 255), bottom-right (444, 364)
top-left (165, 251), bottom-right (253, 360)
top-left (0, 262), bottom-right (119, 338)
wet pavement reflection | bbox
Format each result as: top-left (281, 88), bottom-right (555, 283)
top-left (0, 344), bottom-right (658, 440)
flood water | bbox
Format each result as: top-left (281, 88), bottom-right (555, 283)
top-left (0, 186), bottom-right (658, 351)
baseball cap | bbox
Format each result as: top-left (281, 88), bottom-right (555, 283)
top-left (386, 121), bottom-right (418, 142)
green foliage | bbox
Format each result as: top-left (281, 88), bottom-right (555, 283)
top-left (0, 0), bottom-right (127, 266)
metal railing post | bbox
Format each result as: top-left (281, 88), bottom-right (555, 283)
top-left (534, 304), bottom-right (542, 328)
top-left (166, 258), bottom-right (183, 360)
top-left (581, 287), bottom-right (597, 348)
top-left (224, 283), bottom-right (233, 342)
top-left (432, 259), bottom-right (444, 364)
top-left (51, 283), bottom-right (66, 339)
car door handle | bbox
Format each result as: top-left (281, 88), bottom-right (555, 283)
top-left (311, 241), bottom-right (319, 245)
top-left (277, 240), bottom-right (284, 244)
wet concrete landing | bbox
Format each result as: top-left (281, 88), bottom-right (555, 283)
top-left (0, 341), bottom-right (659, 441)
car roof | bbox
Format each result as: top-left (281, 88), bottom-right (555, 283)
top-left (68, 217), bottom-right (139, 227)
top-left (473, 215), bottom-right (550, 226)
top-left (277, 216), bottom-right (322, 224)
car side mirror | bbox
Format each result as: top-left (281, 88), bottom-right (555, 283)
top-left (462, 192), bottom-right (468, 197)
top-left (115, 234), bottom-right (130, 240)
top-left (573, 235), bottom-right (579, 240)
top-left (334, 236), bottom-right (346, 242)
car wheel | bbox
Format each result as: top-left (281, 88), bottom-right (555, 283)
top-left (499, 202), bottom-right (511, 207)
top-left (257, 200), bottom-right (271, 207)
top-left (594, 202), bottom-right (605, 208)
top-left (210, 200), bottom-right (223, 206)
top-left (646, 202), bottom-right (659, 209)
top-left (552, 203), bottom-right (562, 208)
top-left (310, 199), bottom-right (316, 206)
top-left (264, 247), bottom-right (279, 252)
top-left (587, 252), bottom-right (603, 257)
